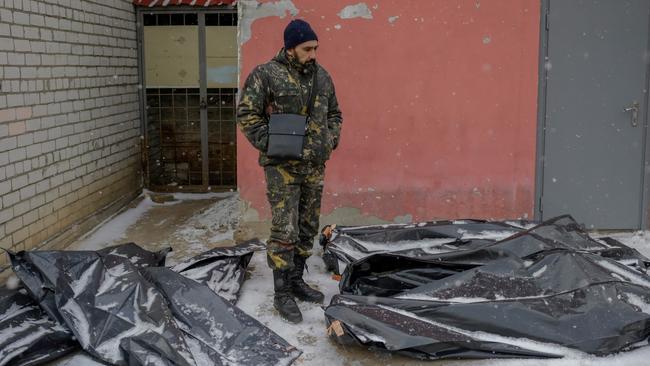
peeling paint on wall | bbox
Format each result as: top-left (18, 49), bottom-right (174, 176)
top-left (237, 0), bottom-right (300, 97)
top-left (320, 207), bottom-right (391, 227)
top-left (338, 2), bottom-right (373, 20)
top-left (238, 0), bottom-right (299, 45)
top-left (393, 214), bottom-right (413, 224)
top-left (238, 0), bottom-right (541, 222)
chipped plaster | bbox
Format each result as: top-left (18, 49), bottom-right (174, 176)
top-left (238, 0), bottom-right (299, 45)
top-left (237, 0), bottom-right (299, 92)
top-left (338, 2), bottom-right (373, 20)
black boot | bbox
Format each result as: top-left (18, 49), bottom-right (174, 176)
top-left (273, 270), bottom-right (302, 323)
top-left (289, 256), bottom-right (325, 304)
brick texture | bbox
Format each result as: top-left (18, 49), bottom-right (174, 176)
top-left (0, 0), bottom-right (142, 266)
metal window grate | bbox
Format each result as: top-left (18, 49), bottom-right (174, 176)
top-left (146, 87), bottom-right (237, 188)
top-left (205, 12), bottom-right (237, 26)
top-left (207, 88), bottom-right (237, 186)
top-left (141, 10), bottom-right (238, 191)
top-left (143, 13), bottom-right (199, 26)
top-left (147, 88), bottom-right (203, 187)
top-left (143, 12), bottom-right (237, 27)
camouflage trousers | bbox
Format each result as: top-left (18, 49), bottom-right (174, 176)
top-left (264, 163), bottom-right (325, 271)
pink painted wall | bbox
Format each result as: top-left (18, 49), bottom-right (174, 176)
top-left (238, 0), bottom-right (540, 221)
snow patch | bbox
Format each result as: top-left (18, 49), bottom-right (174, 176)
top-left (5, 275), bottom-right (20, 290)
top-left (532, 265), bottom-right (547, 278)
top-left (70, 260), bottom-right (100, 295)
top-left (60, 300), bottom-right (91, 348)
top-left (76, 195), bottom-right (157, 250)
top-left (626, 293), bottom-right (650, 314)
top-left (377, 304), bottom-right (570, 357)
top-left (0, 303), bottom-right (32, 322)
top-left (596, 260), bottom-right (650, 288)
top-left (338, 3), bottom-right (373, 19)
top-left (0, 320), bottom-right (53, 364)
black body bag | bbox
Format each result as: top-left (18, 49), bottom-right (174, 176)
top-left (267, 72), bottom-right (317, 160)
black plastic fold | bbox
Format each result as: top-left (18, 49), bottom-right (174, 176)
top-left (171, 239), bottom-right (264, 303)
top-left (0, 286), bottom-right (78, 366)
top-left (8, 243), bottom-right (170, 325)
top-left (143, 267), bottom-right (301, 365)
top-left (323, 215), bottom-right (650, 359)
top-left (1, 241), bottom-right (300, 366)
top-left (320, 219), bottom-right (529, 275)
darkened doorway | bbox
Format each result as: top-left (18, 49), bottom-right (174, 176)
top-left (138, 8), bottom-right (237, 192)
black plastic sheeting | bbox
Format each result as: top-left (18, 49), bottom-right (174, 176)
top-left (171, 240), bottom-right (265, 303)
top-left (143, 267), bottom-right (301, 365)
top-left (320, 219), bottom-right (530, 275)
top-left (0, 286), bottom-right (78, 366)
top-left (0, 240), bottom-right (301, 366)
top-left (9, 242), bottom-right (170, 327)
top-left (322, 215), bottom-right (650, 360)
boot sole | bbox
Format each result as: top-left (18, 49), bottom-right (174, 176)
top-left (274, 300), bottom-right (303, 323)
top-left (276, 309), bottom-right (303, 323)
top-left (292, 293), bottom-right (324, 304)
top-left (279, 314), bottom-right (303, 323)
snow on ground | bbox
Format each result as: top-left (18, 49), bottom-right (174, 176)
top-left (236, 250), bottom-right (345, 365)
top-left (172, 193), bottom-right (241, 256)
top-left (42, 196), bottom-right (650, 365)
top-left (602, 231), bottom-right (650, 258)
top-left (74, 196), bottom-right (160, 250)
top-left (74, 190), bottom-right (234, 251)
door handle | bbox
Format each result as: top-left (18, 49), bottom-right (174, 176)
top-left (623, 101), bottom-right (639, 127)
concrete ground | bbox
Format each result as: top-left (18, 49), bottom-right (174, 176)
top-left (3, 192), bottom-right (647, 366)
top-left (38, 193), bottom-right (438, 366)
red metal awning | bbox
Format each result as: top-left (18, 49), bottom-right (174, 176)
top-left (133, 0), bottom-right (236, 7)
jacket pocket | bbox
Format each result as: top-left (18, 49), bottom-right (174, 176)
top-left (322, 127), bottom-right (334, 160)
top-left (272, 90), bottom-right (302, 114)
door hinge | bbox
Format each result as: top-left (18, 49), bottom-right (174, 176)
top-left (545, 12), bottom-right (549, 30)
top-left (544, 4), bottom-right (550, 31)
top-left (539, 196), bottom-right (544, 213)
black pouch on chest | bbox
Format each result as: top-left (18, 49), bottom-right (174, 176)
top-left (267, 113), bottom-right (308, 159)
top-left (267, 72), bottom-right (317, 160)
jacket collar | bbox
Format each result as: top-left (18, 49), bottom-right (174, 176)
top-left (273, 48), bottom-right (317, 76)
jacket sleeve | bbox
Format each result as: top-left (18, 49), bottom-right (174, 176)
top-left (237, 66), bottom-right (269, 152)
top-left (327, 81), bottom-right (343, 150)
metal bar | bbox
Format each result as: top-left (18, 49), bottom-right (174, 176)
top-left (135, 7), bottom-right (236, 14)
top-left (136, 10), bottom-right (149, 188)
top-left (133, 0), bottom-right (236, 9)
top-left (198, 13), bottom-right (209, 189)
top-left (534, 0), bottom-right (551, 221)
top-left (639, 5), bottom-right (650, 229)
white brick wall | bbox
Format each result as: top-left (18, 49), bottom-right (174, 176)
top-left (0, 0), bottom-right (142, 257)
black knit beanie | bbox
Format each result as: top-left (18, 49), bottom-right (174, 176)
top-left (284, 19), bottom-right (318, 50)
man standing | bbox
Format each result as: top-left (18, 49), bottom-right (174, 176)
top-left (237, 19), bottom-right (343, 323)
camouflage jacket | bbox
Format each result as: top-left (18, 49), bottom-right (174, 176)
top-left (237, 49), bottom-right (343, 167)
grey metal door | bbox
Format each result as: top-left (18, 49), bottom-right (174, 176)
top-left (540, 0), bottom-right (650, 229)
